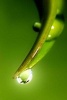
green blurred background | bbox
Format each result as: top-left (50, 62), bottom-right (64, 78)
top-left (0, 0), bottom-right (67, 100)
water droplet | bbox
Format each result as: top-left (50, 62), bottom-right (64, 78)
top-left (46, 14), bottom-right (64, 41)
top-left (33, 22), bottom-right (41, 32)
top-left (16, 69), bottom-right (32, 84)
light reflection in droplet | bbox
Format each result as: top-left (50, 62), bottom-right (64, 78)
top-left (51, 25), bottom-right (54, 29)
top-left (48, 34), bottom-right (51, 38)
top-left (16, 69), bottom-right (32, 84)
